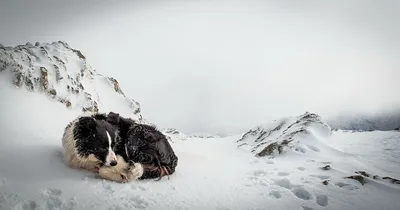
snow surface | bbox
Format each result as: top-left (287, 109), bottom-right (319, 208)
top-left (1, 73), bottom-right (400, 210)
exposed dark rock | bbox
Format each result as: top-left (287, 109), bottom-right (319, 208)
top-left (24, 75), bottom-right (35, 91)
top-left (382, 176), bottom-right (400, 184)
top-left (40, 47), bottom-right (48, 55)
top-left (355, 171), bottom-right (370, 177)
top-left (71, 48), bottom-right (85, 60)
top-left (65, 100), bottom-right (72, 108)
top-left (164, 128), bottom-right (180, 135)
top-left (82, 92), bottom-right (99, 113)
top-left (107, 77), bottom-right (125, 96)
top-left (130, 99), bottom-right (141, 114)
top-left (12, 71), bottom-right (24, 87)
top-left (0, 58), bottom-right (8, 71)
top-left (257, 142), bottom-right (278, 157)
top-left (256, 139), bottom-right (293, 157)
top-left (40, 67), bottom-right (49, 91)
top-left (321, 165), bottom-right (331, 171)
top-left (48, 89), bottom-right (57, 98)
top-left (345, 175), bottom-right (366, 185)
top-left (52, 56), bottom-right (65, 65)
top-left (322, 180), bottom-right (329, 185)
top-left (54, 64), bottom-right (63, 82)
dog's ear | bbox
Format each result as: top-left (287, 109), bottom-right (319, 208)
top-left (81, 116), bottom-right (97, 131)
top-left (107, 112), bottom-right (120, 125)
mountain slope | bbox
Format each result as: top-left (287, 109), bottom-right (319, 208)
top-left (237, 112), bottom-right (333, 158)
top-left (0, 41), bottom-right (142, 121)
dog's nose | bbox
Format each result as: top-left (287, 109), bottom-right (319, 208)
top-left (110, 160), bottom-right (118, 166)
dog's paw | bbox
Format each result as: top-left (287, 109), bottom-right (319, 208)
top-left (128, 163), bottom-right (144, 180)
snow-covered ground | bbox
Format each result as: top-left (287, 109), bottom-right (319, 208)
top-left (1, 73), bottom-right (400, 210)
top-left (1, 42), bottom-right (400, 210)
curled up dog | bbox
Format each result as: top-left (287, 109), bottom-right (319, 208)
top-left (98, 112), bottom-right (179, 183)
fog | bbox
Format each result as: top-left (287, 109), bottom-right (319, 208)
top-left (1, 0), bottom-right (400, 135)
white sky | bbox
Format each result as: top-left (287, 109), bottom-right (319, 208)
top-left (1, 0), bottom-right (399, 135)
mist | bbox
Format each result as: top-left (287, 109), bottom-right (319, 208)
top-left (1, 0), bottom-right (400, 135)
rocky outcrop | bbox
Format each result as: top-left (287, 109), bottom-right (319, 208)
top-left (0, 41), bottom-right (143, 121)
top-left (237, 112), bottom-right (332, 158)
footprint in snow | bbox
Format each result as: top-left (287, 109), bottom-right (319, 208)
top-left (269, 191), bottom-right (282, 199)
top-left (316, 194), bottom-right (329, 207)
top-left (277, 172), bottom-right (290, 176)
top-left (102, 181), bottom-right (115, 192)
top-left (302, 206), bottom-right (317, 210)
top-left (41, 188), bottom-right (77, 210)
top-left (291, 187), bottom-right (312, 200)
top-left (131, 185), bottom-right (147, 191)
top-left (334, 182), bottom-right (359, 190)
top-left (120, 195), bottom-right (149, 209)
top-left (297, 167), bottom-right (306, 171)
top-left (253, 169), bottom-right (269, 177)
top-left (309, 174), bottom-right (331, 180)
top-left (266, 160), bottom-right (274, 164)
top-left (274, 178), bottom-right (293, 190)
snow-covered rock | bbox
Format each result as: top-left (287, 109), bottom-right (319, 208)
top-left (0, 41), bottom-right (143, 121)
top-left (237, 112), bottom-right (332, 158)
top-left (162, 128), bottom-right (189, 141)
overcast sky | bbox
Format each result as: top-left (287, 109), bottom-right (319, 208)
top-left (1, 0), bottom-right (399, 135)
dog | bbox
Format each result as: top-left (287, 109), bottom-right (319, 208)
top-left (61, 113), bottom-right (119, 173)
top-left (98, 154), bottom-right (144, 182)
top-left (98, 112), bottom-right (178, 182)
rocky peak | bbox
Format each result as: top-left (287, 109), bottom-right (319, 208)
top-left (237, 112), bottom-right (332, 158)
top-left (0, 41), bottom-right (143, 121)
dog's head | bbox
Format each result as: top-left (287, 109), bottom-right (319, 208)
top-left (75, 116), bottom-right (120, 167)
top-left (98, 155), bottom-right (144, 183)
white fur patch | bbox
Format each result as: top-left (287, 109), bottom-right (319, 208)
top-left (98, 155), bottom-right (143, 183)
top-left (130, 163), bottom-right (144, 179)
top-left (105, 131), bottom-right (117, 166)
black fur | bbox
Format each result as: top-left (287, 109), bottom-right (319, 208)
top-left (73, 115), bottom-right (119, 166)
top-left (106, 112), bottom-right (178, 180)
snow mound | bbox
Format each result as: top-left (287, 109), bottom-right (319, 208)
top-left (162, 128), bottom-right (221, 142)
top-left (237, 112), bottom-right (333, 157)
top-left (0, 41), bottom-right (142, 121)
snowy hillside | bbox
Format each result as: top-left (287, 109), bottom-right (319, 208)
top-left (0, 41), bottom-right (142, 121)
top-left (237, 112), bottom-right (332, 157)
top-left (1, 76), bottom-right (400, 209)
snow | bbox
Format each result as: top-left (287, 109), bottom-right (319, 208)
top-left (0, 41), bottom-right (142, 122)
top-left (1, 61), bottom-right (400, 209)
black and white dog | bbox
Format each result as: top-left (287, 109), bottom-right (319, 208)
top-left (98, 112), bottom-right (178, 183)
top-left (61, 113), bottom-right (120, 173)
